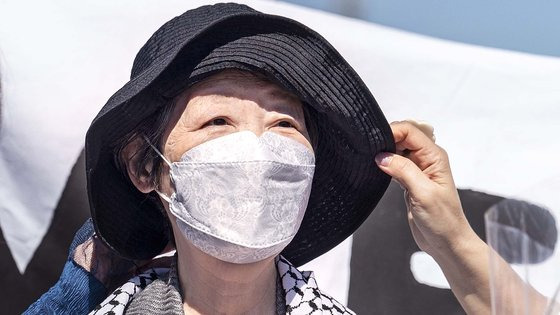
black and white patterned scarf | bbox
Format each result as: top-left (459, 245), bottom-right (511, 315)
top-left (90, 255), bottom-right (354, 314)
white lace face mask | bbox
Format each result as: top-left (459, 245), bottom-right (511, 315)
top-left (148, 131), bottom-right (315, 264)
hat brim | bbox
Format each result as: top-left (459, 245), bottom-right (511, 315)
top-left (86, 5), bottom-right (394, 266)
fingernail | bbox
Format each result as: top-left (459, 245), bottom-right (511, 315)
top-left (375, 152), bottom-right (393, 167)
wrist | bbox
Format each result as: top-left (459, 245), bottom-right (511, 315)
top-left (431, 223), bottom-right (485, 266)
top-left (430, 224), bottom-right (493, 314)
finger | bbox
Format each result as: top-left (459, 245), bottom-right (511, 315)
top-left (403, 119), bottom-right (436, 143)
top-left (396, 143), bottom-right (407, 155)
top-left (391, 121), bottom-right (436, 152)
top-left (375, 152), bottom-right (433, 196)
top-left (391, 121), bottom-right (448, 172)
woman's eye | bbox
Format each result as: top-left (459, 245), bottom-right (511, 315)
top-left (277, 121), bottom-right (295, 128)
top-left (205, 118), bottom-right (228, 127)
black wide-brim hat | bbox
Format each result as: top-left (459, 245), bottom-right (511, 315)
top-left (86, 2), bottom-right (395, 266)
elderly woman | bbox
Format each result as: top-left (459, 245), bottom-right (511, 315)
top-left (26, 3), bottom-right (540, 315)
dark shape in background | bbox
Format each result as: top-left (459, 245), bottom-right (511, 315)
top-left (348, 181), bottom-right (504, 314)
top-left (0, 152), bottom-right (90, 314)
top-left (487, 199), bottom-right (557, 264)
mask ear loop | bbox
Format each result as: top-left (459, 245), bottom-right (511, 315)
top-left (143, 135), bottom-right (172, 203)
top-left (143, 135), bottom-right (172, 167)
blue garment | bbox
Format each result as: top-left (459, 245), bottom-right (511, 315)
top-left (25, 219), bottom-right (107, 314)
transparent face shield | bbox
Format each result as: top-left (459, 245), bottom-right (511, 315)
top-left (485, 177), bottom-right (560, 315)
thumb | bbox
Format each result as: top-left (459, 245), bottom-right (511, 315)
top-left (375, 152), bottom-right (432, 195)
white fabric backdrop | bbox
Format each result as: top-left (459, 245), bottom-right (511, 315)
top-left (1, 0), bottom-right (559, 305)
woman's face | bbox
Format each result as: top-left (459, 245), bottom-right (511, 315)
top-left (157, 70), bottom-right (313, 197)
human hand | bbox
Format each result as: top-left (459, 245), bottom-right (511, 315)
top-left (375, 121), bottom-right (477, 259)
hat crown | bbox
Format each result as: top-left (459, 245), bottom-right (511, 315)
top-left (131, 3), bottom-right (257, 79)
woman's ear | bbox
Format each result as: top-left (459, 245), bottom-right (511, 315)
top-left (121, 137), bottom-right (156, 194)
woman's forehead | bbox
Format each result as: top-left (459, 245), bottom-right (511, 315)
top-left (176, 70), bottom-right (304, 114)
top-left (187, 70), bottom-right (295, 97)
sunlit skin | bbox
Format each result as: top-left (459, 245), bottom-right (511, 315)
top-left (125, 70), bottom-right (313, 315)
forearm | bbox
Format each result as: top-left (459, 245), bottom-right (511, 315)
top-left (432, 230), bottom-right (492, 314)
top-left (433, 229), bottom-right (548, 314)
